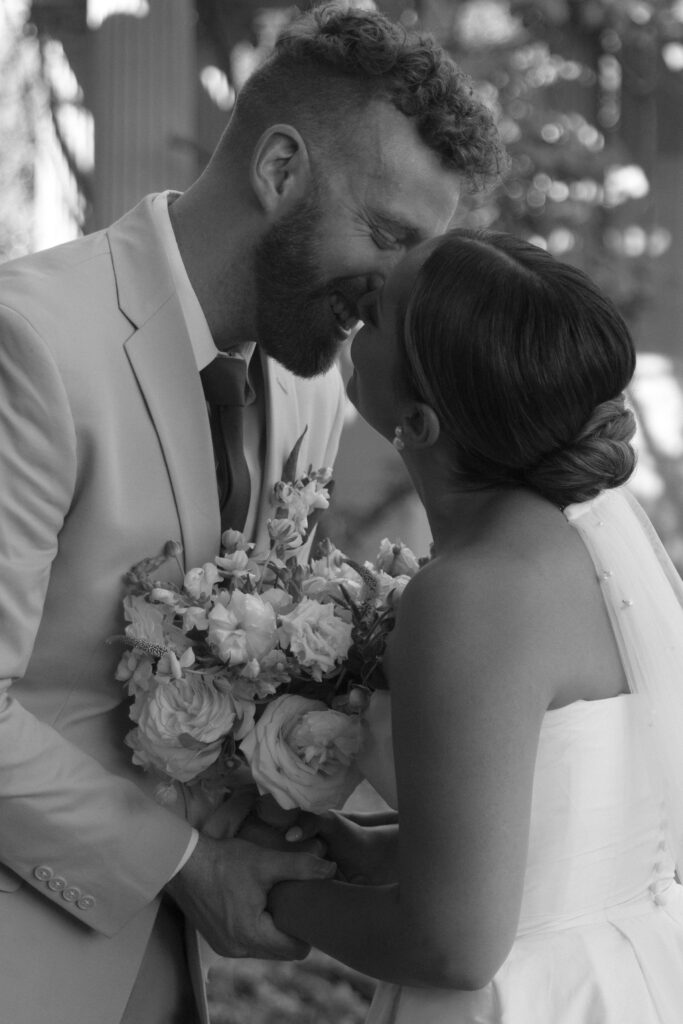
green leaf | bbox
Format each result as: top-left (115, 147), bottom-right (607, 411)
top-left (282, 426), bottom-right (309, 483)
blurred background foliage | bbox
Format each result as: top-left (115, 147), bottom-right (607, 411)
top-left (2, 0), bottom-right (683, 565)
top-left (1, 0), bottom-right (683, 1018)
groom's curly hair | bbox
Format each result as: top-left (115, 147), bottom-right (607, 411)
top-left (224, 3), bottom-right (506, 192)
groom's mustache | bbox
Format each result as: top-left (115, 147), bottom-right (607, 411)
top-left (316, 273), bottom-right (385, 326)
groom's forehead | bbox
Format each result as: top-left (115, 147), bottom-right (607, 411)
top-left (359, 167), bottom-right (461, 240)
top-left (343, 108), bottom-right (461, 227)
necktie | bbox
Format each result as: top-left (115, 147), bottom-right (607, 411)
top-left (200, 354), bottom-right (255, 534)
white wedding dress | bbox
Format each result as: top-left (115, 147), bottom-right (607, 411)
top-left (358, 488), bottom-right (683, 1024)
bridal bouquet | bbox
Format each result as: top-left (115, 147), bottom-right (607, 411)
top-left (111, 433), bottom-right (421, 815)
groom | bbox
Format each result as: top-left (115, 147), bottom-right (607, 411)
top-left (0, 5), bottom-right (503, 1024)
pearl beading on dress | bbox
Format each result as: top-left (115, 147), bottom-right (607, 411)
top-left (596, 565), bottom-right (633, 609)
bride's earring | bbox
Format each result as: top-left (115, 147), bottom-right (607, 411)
top-left (392, 426), bottom-right (405, 452)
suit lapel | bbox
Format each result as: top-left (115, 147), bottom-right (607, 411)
top-left (108, 197), bottom-right (221, 570)
top-left (124, 302), bottom-right (220, 569)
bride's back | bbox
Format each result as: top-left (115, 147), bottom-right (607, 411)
top-left (384, 484), bottom-right (628, 720)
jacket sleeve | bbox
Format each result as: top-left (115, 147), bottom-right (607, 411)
top-left (0, 302), bottom-right (193, 937)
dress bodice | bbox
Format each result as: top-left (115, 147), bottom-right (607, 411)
top-left (362, 691), bottom-right (683, 1024)
top-left (520, 694), bottom-right (674, 933)
top-left (358, 691), bottom-right (677, 938)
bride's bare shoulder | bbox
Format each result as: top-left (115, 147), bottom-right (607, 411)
top-left (389, 488), bottom-right (624, 705)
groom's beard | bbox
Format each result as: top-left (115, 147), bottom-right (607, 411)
top-left (253, 190), bottom-right (345, 379)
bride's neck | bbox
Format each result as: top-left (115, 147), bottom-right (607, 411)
top-left (405, 455), bottom-right (506, 553)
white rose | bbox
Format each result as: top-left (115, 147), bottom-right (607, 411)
top-left (207, 591), bottom-right (277, 666)
top-left (240, 695), bottom-right (362, 812)
top-left (129, 675), bottom-right (245, 782)
top-left (279, 598), bottom-right (352, 680)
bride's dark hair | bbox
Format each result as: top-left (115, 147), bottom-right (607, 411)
top-left (403, 230), bottom-right (637, 507)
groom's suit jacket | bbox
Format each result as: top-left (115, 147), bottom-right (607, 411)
top-left (0, 195), bottom-right (346, 1024)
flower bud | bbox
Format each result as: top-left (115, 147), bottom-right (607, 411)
top-left (268, 517), bottom-right (304, 556)
top-left (348, 686), bottom-right (371, 712)
top-left (375, 538), bottom-right (420, 577)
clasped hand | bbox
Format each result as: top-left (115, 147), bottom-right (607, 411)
top-left (165, 788), bottom-right (335, 961)
top-left (223, 792), bottom-right (398, 887)
top-left (284, 808), bottom-right (399, 887)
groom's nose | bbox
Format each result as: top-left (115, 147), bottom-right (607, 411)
top-left (356, 273), bottom-right (384, 316)
top-left (357, 287), bottom-right (382, 326)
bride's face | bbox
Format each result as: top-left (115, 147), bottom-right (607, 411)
top-left (347, 240), bottom-right (436, 440)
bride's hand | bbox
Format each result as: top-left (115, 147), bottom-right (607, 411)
top-left (285, 810), bottom-right (398, 885)
top-left (204, 791), bottom-right (327, 857)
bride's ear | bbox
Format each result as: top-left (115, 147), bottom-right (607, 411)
top-left (401, 402), bottom-right (440, 450)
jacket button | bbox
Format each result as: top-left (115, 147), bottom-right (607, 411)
top-left (34, 866), bottom-right (53, 882)
top-left (47, 876), bottom-right (67, 891)
top-left (77, 895), bottom-right (95, 910)
top-left (61, 886), bottom-right (81, 903)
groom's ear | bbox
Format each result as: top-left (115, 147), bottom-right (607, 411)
top-left (401, 402), bottom-right (441, 450)
top-left (250, 125), bottom-right (311, 214)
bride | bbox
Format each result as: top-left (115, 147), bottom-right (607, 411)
top-left (266, 229), bottom-right (683, 1023)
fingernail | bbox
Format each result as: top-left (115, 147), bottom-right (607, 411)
top-left (285, 827), bottom-right (303, 842)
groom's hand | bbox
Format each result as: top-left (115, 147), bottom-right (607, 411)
top-left (165, 834), bottom-right (335, 959)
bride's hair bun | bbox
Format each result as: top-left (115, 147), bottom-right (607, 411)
top-left (521, 397), bottom-right (637, 508)
top-left (403, 231), bottom-right (638, 505)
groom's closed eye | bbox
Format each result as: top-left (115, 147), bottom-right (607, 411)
top-left (369, 215), bottom-right (419, 252)
top-left (372, 227), bottom-right (404, 251)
